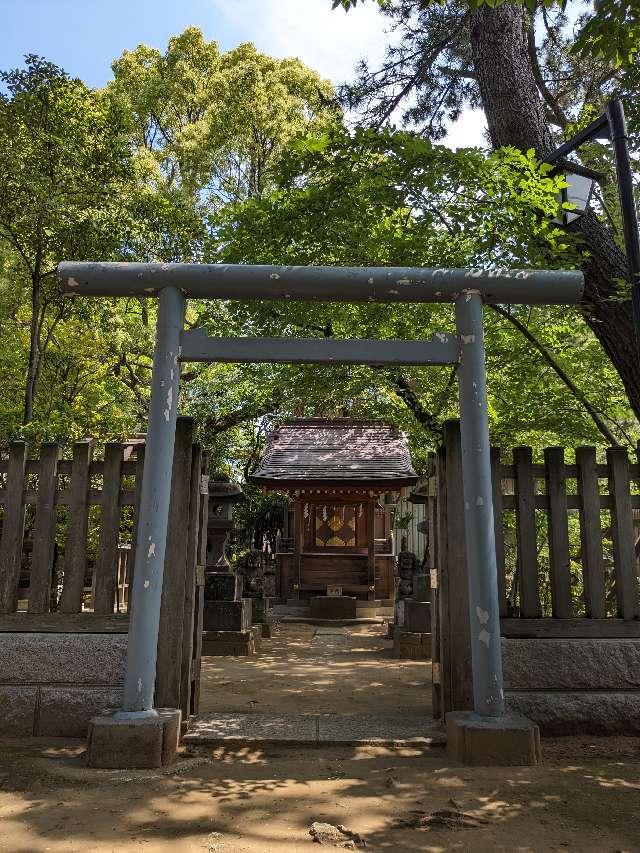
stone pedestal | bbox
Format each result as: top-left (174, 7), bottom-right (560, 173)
top-left (251, 596), bottom-right (274, 637)
top-left (446, 711), bottom-right (542, 766)
top-left (404, 600), bottom-right (431, 633)
top-left (202, 626), bottom-right (261, 656)
top-left (412, 572), bottom-right (430, 601)
top-left (205, 571), bottom-right (241, 602)
top-left (204, 598), bottom-right (251, 632)
top-left (86, 708), bottom-right (181, 769)
top-left (393, 629), bottom-right (431, 659)
top-left (202, 569), bottom-right (256, 656)
top-left (310, 596), bottom-right (357, 620)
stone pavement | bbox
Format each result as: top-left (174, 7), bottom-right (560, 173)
top-left (183, 712), bottom-right (445, 747)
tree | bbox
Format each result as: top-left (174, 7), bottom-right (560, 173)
top-left (0, 56), bottom-right (134, 426)
top-left (329, 0), bottom-right (640, 420)
top-left (109, 28), bottom-right (339, 213)
top-left (192, 125), bottom-right (635, 477)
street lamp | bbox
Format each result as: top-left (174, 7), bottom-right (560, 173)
top-left (552, 158), bottom-right (601, 225)
top-left (547, 98), bottom-right (640, 350)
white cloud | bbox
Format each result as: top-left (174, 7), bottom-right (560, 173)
top-left (210, 0), bottom-right (389, 85)
top-left (441, 109), bottom-right (488, 150)
top-left (210, 0), bottom-right (487, 150)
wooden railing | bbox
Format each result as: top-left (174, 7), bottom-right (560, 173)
top-left (0, 417), bottom-right (209, 719)
top-left (494, 445), bottom-right (640, 622)
top-left (434, 419), bottom-right (640, 717)
top-left (0, 440), bottom-right (144, 615)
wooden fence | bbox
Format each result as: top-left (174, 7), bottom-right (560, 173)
top-left (434, 419), bottom-right (640, 717)
top-left (0, 417), bottom-right (208, 719)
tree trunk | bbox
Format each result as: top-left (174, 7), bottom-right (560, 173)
top-left (23, 273), bottom-right (40, 426)
top-left (469, 5), bottom-right (640, 420)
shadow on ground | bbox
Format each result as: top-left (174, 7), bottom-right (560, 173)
top-left (1, 736), bottom-right (640, 852)
top-left (198, 622), bottom-right (432, 717)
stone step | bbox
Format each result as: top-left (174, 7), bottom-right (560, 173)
top-left (184, 712), bottom-right (446, 747)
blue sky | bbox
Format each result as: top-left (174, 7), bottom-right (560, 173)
top-left (1, 0), bottom-right (486, 146)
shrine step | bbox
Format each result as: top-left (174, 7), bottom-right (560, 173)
top-left (184, 713), bottom-right (446, 747)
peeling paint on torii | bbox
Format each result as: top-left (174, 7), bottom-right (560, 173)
top-left (58, 262), bottom-right (584, 720)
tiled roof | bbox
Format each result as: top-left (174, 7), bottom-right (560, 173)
top-left (250, 418), bottom-right (417, 487)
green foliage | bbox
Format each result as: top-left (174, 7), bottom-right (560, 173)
top-left (182, 125), bottom-right (635, 475)
top-left (574, 0), bottom-right (640, 69)
top-left (109, 28), bottom-right (338, 209)
top-left (0, 25), bottom-right (638, 491)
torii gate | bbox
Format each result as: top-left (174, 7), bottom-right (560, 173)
top-left (59, 262), bottom-right (583, 766)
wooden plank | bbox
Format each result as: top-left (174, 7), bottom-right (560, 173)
top-left (441, 420), bottom-right (473, 715)
top-left (607, 447), bottom-right (639, 619)
top-left (576, 446), bottom-right (606, 618)
top-left (503, 462), bottom-right (640, 481)
top-left (180, 444), bottom-right (202, 719)
top-left (0, 442), bottom-right (28, 613)
top-left (490, 446), bottom-right (507, 617)
top-left (93, 444), bottom-right (125, 614)
top-left (544, 447), bottom-right (572, 618)
top-left (433, 443), bottom-right (447, 717)
top-left (191, 455), bottom-right (208, 716)
top-left (156, 417), bottom-right (194, 710)
top-left (59, 441), bottom-right (93, 613)
top-left (429, 466), bottom-right (441, 720)
top-left (501, 617), bottom-right (640, 639)
top-left (0, 613), bottom-right (129, 632)
top-left (513, 446), bottom-right (541, 617)
top-left (28, 443), bottom-right (61, 613)
top-left (128, 444), bottom-right (145, 608)
top-left (502, 494), bottom-right (640, 510)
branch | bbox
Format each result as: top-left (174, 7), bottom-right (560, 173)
top-left (527, 19), bottom-right (568, 130)
top-left (390, 372), bottom-right (441, 439)
top-left (490, 305), bottom-right (619, 446)
top-left (203, 393), bottom-right (284, 436)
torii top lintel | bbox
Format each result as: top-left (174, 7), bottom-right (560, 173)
top-left (58, 262), bottom-right (584, 305)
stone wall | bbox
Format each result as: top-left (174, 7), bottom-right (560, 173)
top-left (0, 633), bottom-right (126, 737)
top-left (502, 638), bottom-right (640, 735)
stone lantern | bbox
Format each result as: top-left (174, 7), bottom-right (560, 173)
top-left (206, 478), bottom-right (244, 569)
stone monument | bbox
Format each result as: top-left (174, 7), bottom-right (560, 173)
top-left (201, 478), bottom-right (260, 656)
top-left (235, 548), bottom-right (274, 638)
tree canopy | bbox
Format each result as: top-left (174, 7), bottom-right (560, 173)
top-left (0, 17), bottom-right (638, 482)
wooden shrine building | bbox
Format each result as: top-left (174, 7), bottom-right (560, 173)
top-left (250, 419), bottom-right (418, 601)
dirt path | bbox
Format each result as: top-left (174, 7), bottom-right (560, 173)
top-left (2, 624), bottom-right (639, 851)
top-left (1, 736), bottom-right (640, 852)
top-left (198, 622), bottom-right (432, 717)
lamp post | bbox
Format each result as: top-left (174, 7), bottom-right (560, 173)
top-left (547, 97), bottom-right (640, 350)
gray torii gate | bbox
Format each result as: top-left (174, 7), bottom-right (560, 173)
top-left (59, 262), bottom-right (583, 763)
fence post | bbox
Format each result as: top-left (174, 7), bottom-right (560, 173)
top-left (576, 446), bottom-right (606, 618)
top-left (545, 447), bottom-right (572, 618)
top-left (29, 443), bottom-right (61, 613)
top-left (191, 453), bottom-right (209, 715)
top-left (0, 441), bottom-right (28, 613)
top-left (156, 417), bottom-right (194, 710)
top-left (490, 446), bottom-right (507, 617)
top-left (437, 420), bottom-right (473, 716)
top-left (607, 447), bottom-right (639, 619)
top-left (59, 440), bottom-right (93, 613)
top-left (179, 443), bottom-right (203, 719)
top-left (94, 443), bottom-right (125, 614)
top-left (514, 446), bottom-right (541, 617)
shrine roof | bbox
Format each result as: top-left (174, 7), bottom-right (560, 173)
top-left (249, 418), bottom-right (418, 489)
